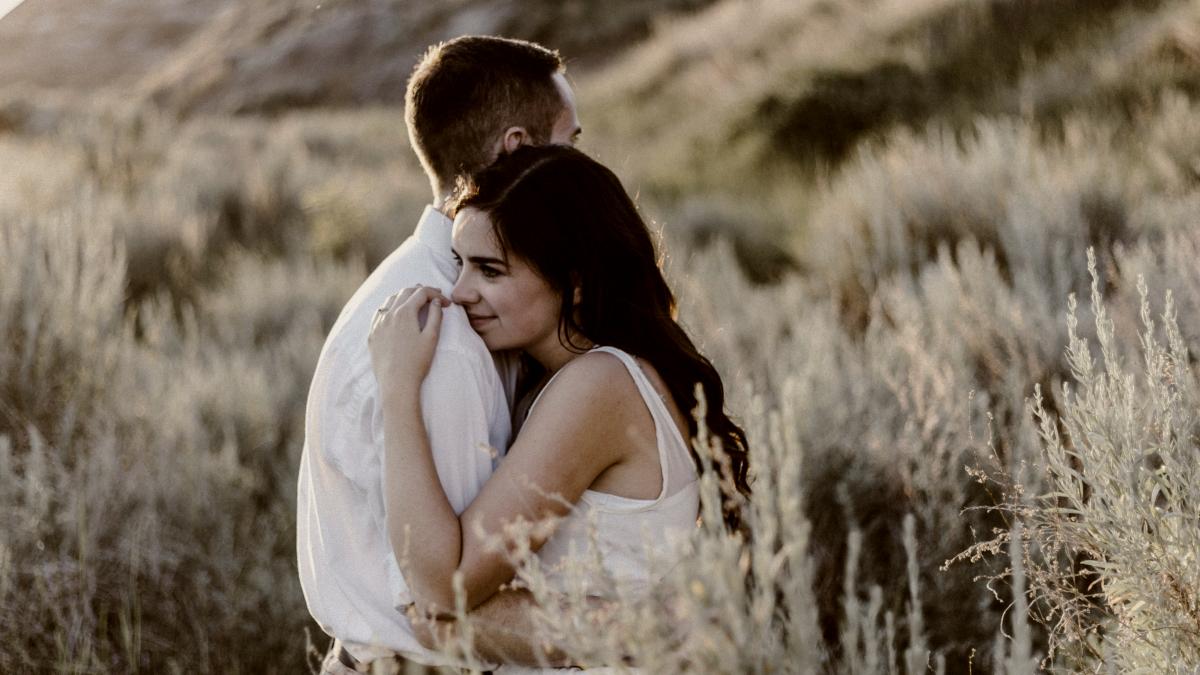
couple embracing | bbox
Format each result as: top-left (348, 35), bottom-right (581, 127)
top-left (297, 35), bottom-right (751, 673)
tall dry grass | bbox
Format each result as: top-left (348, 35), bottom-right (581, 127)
top-left (0, 100), bottom-right (379, 673)
top-left (958, 251), bottom-right (1200, 671)
top-left (2, 0), bottom-right (1200, 670)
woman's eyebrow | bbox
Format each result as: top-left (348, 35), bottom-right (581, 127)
top-left (466, 255), bottom-right (507, 267)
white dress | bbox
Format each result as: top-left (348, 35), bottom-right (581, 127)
top-left (496, 346), bottom-right (701, 673)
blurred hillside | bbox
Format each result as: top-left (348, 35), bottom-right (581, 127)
top-left (4, 0), bottom-right (1195, 181)
top-left (581, 0), bottom-right (1200, 204)
top-left (4, 0), bottom-right (1195, 249)
top-left (0, 0), bottom-right (231, 91)
top-left (0, 0), bottom-right (716, 114)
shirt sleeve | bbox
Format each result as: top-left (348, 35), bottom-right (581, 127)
top-left (414, 342), bottom-right (500, 513)
top-left (367, 309), bottom-right (506, 609)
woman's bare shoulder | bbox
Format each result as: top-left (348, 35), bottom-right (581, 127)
top-left (539, 350), bottom-right (637, 406)
top-left (517, 351), bottom-right (644, 447)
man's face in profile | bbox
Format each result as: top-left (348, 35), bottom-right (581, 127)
top-left (484, 71), bottom-right (582, 174)
top-left (548, 71), bottom-right (582, 147)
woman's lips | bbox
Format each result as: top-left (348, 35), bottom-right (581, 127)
top-left (467, 314), bottom-right (496, 328)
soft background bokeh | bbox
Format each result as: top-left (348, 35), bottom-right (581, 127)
top-left (2, 0), bottom-right (1199, 672)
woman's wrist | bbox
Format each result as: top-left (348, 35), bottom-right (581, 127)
top-left (380, 380), bottom-right (422, 411)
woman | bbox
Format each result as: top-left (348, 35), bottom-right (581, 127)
top-left (367, 145), bottom-right (750, 662)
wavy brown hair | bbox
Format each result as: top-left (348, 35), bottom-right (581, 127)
top-left (450, 144), bottom-right (751, 533)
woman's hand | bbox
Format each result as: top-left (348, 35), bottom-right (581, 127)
top-left (368, 285), bottom-right (451, 399)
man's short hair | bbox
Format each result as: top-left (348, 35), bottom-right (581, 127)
top-left (405, 36), bottom-right (565, 191)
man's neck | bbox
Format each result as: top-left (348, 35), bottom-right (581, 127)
top-left (431, 190), bottom-right (453, 217)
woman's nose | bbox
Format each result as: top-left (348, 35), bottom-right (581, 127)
top-left (450, 272), bottom-right (476, 305)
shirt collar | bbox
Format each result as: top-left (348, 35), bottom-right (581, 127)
top-left (414, 205), bottom-right (454, 261)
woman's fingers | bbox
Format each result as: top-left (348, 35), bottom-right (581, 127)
top-left (370, 299), bottom-right (390, 335)
top-left (399, 286), bottom-right (449, 315)
top-left (372, 291), bottom-right (401, 331)
top-left (396, 285), bottom-right (422, 304)
top-left (382, 287), bottom-right (416, 316)
top-left (377, 286), bottom-right (445, 315)
top-left (372, 287), bottom-right (450, 338)
top-left (422, 298), bottom-right (443, 339)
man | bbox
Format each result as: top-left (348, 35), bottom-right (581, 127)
top-left (297, 35), bottom-right (581, 673)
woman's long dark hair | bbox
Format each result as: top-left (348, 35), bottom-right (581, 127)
top-left (450, 144), bottom-right (751, 533)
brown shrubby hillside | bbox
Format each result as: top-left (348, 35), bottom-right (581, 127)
top-left (2, 0), bottom-right (1199, 671)
top-left (0, 0), bottom-right (720, 115)
top-left (0, 101), bottom-right (396, 672)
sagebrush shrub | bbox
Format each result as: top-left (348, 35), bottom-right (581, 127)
top-left (967, 252), bottom-right (1200, 671)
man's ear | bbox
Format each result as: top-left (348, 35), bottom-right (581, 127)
top-left (500, 126), bottom-right (529, 154)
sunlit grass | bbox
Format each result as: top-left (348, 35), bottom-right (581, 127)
top-left (2, 0), bottom-right (1199, 670)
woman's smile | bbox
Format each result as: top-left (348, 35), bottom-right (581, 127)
top-left (466, 312), bottom-right (496, 329)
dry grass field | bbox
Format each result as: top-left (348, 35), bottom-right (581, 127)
top-left (2, 0), bottom-right (1199, 672)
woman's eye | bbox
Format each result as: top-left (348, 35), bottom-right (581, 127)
top-left (480, 265), bottom-right (501, 279)
top-left (452, 255), bottom-right (463, 267)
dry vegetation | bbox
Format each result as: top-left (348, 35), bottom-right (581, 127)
top-left (2, 0), bottom-right (1199, 672)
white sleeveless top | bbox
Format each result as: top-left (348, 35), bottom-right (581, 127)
top-left (522, 346), bottom-right (700, 594)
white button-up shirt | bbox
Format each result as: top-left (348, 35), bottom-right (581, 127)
top-left (297, 206), bottom-right (514, 664)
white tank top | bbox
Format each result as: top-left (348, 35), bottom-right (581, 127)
top-left (523, 346), bottom-right (700, 594)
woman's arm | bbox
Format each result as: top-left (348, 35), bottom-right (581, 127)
top-left (368, 286), bottom-right (458, 606)
top-left (409, 589), bottom-right (575, 667)
top-left (369, 288), bottom-right (635, 611)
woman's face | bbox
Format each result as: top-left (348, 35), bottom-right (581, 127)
top-left (450, 208), bottom-right (564, 357)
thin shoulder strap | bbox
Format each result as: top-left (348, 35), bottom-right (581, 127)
top-left (525, 363), bottom-right (572, 416)
top-left (589, 346), bottom-right (693, 491)
top-left (525, 347), bottom-right (693, 495)
top-left (588, 347), bottom-right (672, 424)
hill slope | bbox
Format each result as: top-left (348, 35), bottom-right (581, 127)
top-left (0, 0), bottom-right (717, 114)
top-left (581, 0), bottom-right (1200, 196)
top-left (0, 0), bottom-right (231, 90)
